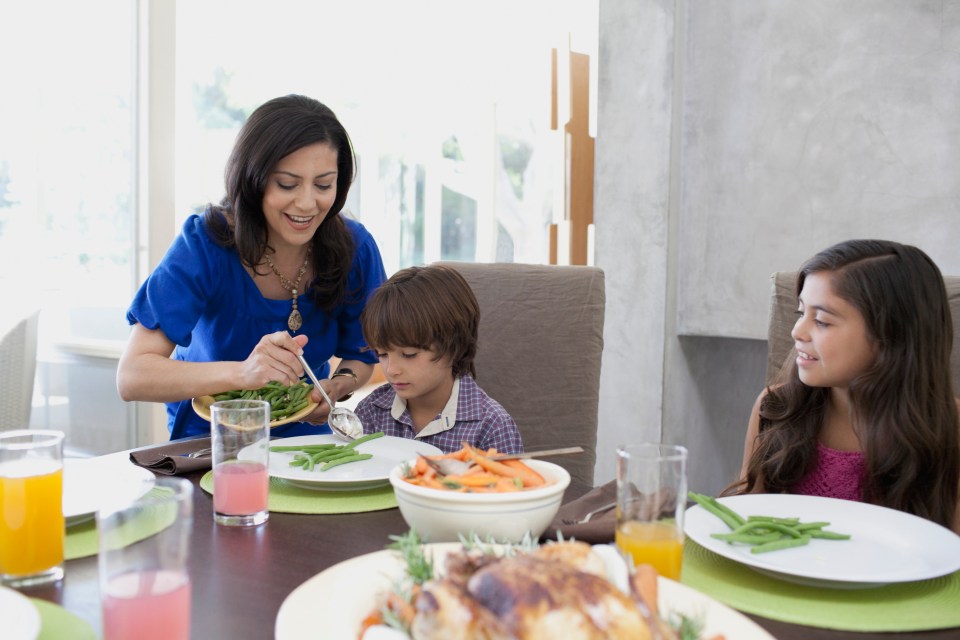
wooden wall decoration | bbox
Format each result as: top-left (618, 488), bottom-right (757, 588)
top-left (549, 46), bottom-right (595, 266)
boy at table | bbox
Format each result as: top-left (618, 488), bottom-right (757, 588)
top-left (354, 265), bottom-right (524, 454)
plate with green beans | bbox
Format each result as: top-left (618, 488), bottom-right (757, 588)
top-left (685, 493), bottom-right (960, 588)
top-left (263, 434), bottom-right (442, 491)
top-left (192, 380), bottom-right (319, 428)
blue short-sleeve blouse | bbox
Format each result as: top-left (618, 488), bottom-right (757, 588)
top-left (126, 212), bottom-right (386, 439)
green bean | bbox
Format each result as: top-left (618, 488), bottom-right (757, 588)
top-left (808, 529), bottom-right (851, 540)
top-left (747, 515), bottom-right (800, 525)
top-left (750, 534), bottom-right (811, 554)
top-left (688, 491), bottom-right (745, 529)
top-left (711, 531), bottom-right (784, 545)
top-left (320, 453), bottom-right (373, 471)
top-left (794, 521), bottom-right (830, 532)
top-left (270, 444), bottom-right (336, 452)
top-left (344, 431), bottom-right (385, 449)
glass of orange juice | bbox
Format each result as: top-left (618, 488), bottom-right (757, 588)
top-left (0, 429), bottom-right (66, 588)
top-left (615, 443), bottom-right (688, 581)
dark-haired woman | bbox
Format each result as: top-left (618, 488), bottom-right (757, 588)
top-left (731, 239), bottom-right (960, 533)
top-left (118, 95), bottom-right (385, 439)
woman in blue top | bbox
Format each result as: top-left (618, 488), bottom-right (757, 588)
top-left (117, 95), bottom-right (386, 439)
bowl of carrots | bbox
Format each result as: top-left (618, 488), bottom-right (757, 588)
top-left (388, 445), bottom-right (571, 543)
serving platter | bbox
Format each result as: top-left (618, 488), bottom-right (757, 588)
top-left (0, 585), bottom-right (41, 640)
top-left (275, 542), bottom-right (776, 640)
top-left (191, 395), bottom-right (318, 428)
top-left (63, 458), bottom-right (155, 526)
top-left (685, 493), bottom-right (960, 588)
top-left (264, 435), bottom-right (441, 491)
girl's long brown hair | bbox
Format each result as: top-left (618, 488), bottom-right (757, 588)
top-left (205, 94), bottom-right (358, 312)
top-left (735, 239), bottom-right (959, 529)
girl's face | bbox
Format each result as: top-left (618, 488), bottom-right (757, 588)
top-left (375, 346), bottom-right (455, 409)
top-left (792, 271), bottom-right (877, 389)
top-left (261, 142), bottom-right (338, 252)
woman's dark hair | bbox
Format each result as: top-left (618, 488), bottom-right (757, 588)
top-left (736, 239), bottom-right (959, 528)
top-left (205, 94), bottom-right (356, 311)
top-left (360, 265), bottom-right (480, 379)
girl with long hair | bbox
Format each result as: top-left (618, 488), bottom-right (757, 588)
top-left (732, 239), bottom-right (960, 533)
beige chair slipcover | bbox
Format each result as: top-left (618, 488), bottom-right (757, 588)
top-left (437, 262), bottom-right (605, 487)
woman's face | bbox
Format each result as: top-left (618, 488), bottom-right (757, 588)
top-left (791, 271), bottom-right (877, 389)
top-left (262, 142), bottom-right (339, 252)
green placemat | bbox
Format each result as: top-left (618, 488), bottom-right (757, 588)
top-left (682, 539), bottom-right (960, 632)
top-left (64, 487), bottom-right (179, 560)
top-left (64, 518), bottom-right (98, 560)
top-left (199, 471), bottom-right (397, 514)
top-left (30, 598), bottom-right (97, 640)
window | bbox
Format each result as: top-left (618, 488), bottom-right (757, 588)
top-left (176, 0), bottom-right (597, 272)
top-left (0, 0), bottom-right (135, 453)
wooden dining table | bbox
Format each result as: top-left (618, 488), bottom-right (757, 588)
top-left (24, 445), bottom-right (960, 640)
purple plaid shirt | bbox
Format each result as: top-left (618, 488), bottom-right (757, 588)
top-left (354, 375), bottom-right (524, 454)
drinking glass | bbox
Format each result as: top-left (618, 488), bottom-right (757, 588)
top-left (0, 429), bottom-right (65, 587)
top-left (98, 476), bottom-right (193, 640)
top-left (210, 399), bottom-right (270, 526)
top-left (615, 443), bottom-right (688, 580)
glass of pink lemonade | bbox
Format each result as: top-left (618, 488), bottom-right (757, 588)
top-left (210, 399), bottom-right (270, 527)
top-left (0, 429), bottom-right (65, 588)
top-left (97, 476), bottom-right (193, 640)
top-left (615, 443), bottom-right (688, 581)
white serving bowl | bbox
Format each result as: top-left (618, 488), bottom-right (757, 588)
top-left (389, 459), bottom-right (571, 543)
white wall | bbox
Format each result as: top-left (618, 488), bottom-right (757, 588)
top-left (594, 0), bottom-right (960, 491)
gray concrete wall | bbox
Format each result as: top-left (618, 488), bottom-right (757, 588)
top-left (594, 0), bottom-right (960, 493)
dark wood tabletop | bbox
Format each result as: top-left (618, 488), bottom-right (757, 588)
top-left (22, 450), bottom-right (960, 640)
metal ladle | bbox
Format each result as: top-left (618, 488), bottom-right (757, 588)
top-left (295, 353), bottom-right (364, 442)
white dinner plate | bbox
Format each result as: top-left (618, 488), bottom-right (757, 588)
top-left (276, 542), bottom-right (775, 640)
top-left (685, 493), bottom-right (960, 588)
top-left (0, 585), bottom-right (41, 640)
top-left (63, 458), bottom-right (156, 525)
top-left (264, 435), bottom-right (441, 491)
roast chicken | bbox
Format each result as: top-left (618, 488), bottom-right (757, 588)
top-left (409, 542), bottom-right (652, 640)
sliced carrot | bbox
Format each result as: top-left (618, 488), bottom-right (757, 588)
top-left (633, 563), bottom-right (659, 615)
top-left (501, 459), bottom-right (545, 487)
top-left (422, 476), bottom-right (445, 490)
top-left (414, 456), bottom-right (429, 475)
top-left (358, 610), bottom-right (383, 636)
top-left (467, 451), bottom-right (524, 479)
top-left (495, 477), bottom-right (521, 492)
top-left (443, 473), bottom-right (501, 487)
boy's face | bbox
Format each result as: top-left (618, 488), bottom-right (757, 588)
top-left (375, 346), bottom-right (455, 408)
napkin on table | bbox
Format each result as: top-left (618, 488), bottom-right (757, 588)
top-left (129, 437), bottom-right (212, 476)
top-left (541, 479), bottom-right (617, 544)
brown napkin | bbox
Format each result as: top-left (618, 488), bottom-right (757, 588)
top-left (129, 437), bottom-right (212, 476)
top-left (541, 479), bottom-right (617, 544)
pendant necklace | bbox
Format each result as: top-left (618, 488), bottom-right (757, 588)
top-left (264, 245), bottom-right (312, 332)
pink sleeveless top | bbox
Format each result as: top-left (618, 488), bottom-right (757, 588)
top-left (792, 442), bottom-right (865, 502)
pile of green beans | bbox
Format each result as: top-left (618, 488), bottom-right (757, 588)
top-left (213, 380), bottom-right (314, 421)
top-left (688, 491), bottom-right (851, 554)
top-left (270, 431), bottom-right (385, 472)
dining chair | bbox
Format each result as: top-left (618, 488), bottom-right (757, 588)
top-left (0, 309), bottom-right (40, 431)
top-left (765, 272), bottom-right (960, 395)
top-left (436, 261), bottom-right (606, 487)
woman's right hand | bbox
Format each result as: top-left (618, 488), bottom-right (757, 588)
top-left (238, 332), bottom-right (310, 389)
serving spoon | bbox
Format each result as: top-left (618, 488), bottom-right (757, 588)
top-left (420, 446), bottom-right (584, 477)
top-left (295, 352), bottom-right (364, 442)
